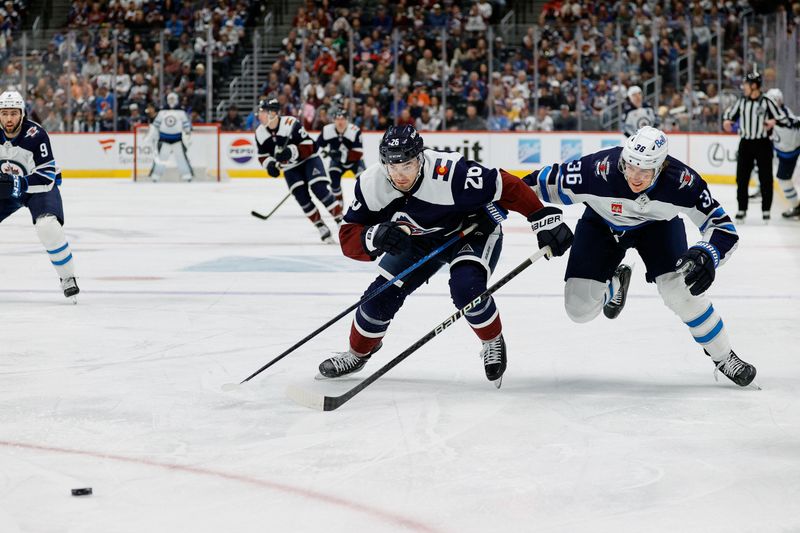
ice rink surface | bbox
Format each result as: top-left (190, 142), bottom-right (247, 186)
top-left (1, 178), bottom-right (799, 533)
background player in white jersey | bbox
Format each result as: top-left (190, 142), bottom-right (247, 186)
top-left (765, 88), bottom-right (800, 219)
top-left (315, 106), bottom-right (366, 204)
top-left (145, 92), bottom-right (193, 182)
top-left (621, 86), bottom-right (658, 138)
top-left (524, 126), bottom-right (756, 387)
top-left (317, 125), bottom-right (573, 387)
top-left (255, 99), bottom-right (343, 243)
top-left (0, 90), bottom-right (79, 302)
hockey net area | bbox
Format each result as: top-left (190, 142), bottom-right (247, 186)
top-left (133, 123), bottom-right (221, 182)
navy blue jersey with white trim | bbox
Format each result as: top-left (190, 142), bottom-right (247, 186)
top-left (255, 116), bottom-right (316, 170)
top-left (345, 149), bottom-right (501, 237)
top-left (316, 123), bottom-right (364, 165)
top-left (526, 147), bottom-right (739, 267)
top-left (0, 118), bottom-right (61, 194)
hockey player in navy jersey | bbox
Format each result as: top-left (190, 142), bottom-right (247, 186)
top-left (0, 90), bottom-right (79, 302)
top-left (256, 99), bottom-right (343, 243)
top-left (524, 126), bottom-right (756, 387)
top-left (316, 125), bottom-right (574, 387)
top-left (315, 106), bottom-right (366, 204)
top-left (146, 92), bottom-right (193, 182)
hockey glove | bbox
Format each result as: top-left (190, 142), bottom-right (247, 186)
top-left (676, 245), bottom-right (716, 296)
top-left (464, 203), bottom-right (508, 237)
top-left (275, 147), bottom-right (293, 163)
top-left (528, 206), bottom-right (573, 258)
top-left (0, 173), bottom-right (27, 199)
top-left (362, 222), bottom-right (412, 256)
top-left (264, 158), bottom-right (280, 178)
top-left (182, 133), bottom-right (192, 148)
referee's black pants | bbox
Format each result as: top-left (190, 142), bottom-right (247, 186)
top-left (736, 137), bottom-right (774, 213)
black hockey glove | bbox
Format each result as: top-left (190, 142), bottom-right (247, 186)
top-left (362, 222), bottom-right (412, 256)
top-left (676, 246), bottom-right (716, 296)
top-left (528, 206), bottom-right (573, 258)
top-left (0, 173), bottom-right (26, 200)
top-left (265, 159), bottom-right (280, 178)
top-left (275, 147), bottom-right (293, 163)
top-left (464, 203), bottom-right (507, 237)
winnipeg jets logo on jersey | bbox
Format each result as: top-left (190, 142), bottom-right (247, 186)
top-left (25, 126), bottom-right (38, 139)
top-left (678, 168), bottom-right (695, 190)
top-left (0, 160), bottom-right (25, 175)
top-left (594, 156), bottom-right (611, 181)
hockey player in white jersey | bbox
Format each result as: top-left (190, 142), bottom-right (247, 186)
top-left (0, 90), bottom-right (79, 302)
top-left (315, 106), bottom-right (365, 204)
top-left (765, 88), bottom-right (800, 219)
top-left (255, 99), bottom-right (343, 243)
top-left (524, 126), bottom-right (756, 387)
top-left (621, 86), bottom-right (658, 138)
top-left (146, 92), bottom-right (193, 182)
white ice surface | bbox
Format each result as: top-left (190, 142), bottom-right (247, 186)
top-left (1, 179), bottom-right (799, 533)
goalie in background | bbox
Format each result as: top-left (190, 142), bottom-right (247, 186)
top-left (146, 92), bottom-right (193, 182)
top-left (0, 90), bottom-right (79, 302)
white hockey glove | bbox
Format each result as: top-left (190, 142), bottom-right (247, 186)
top-left (182, 132), bottom-right (192, 148)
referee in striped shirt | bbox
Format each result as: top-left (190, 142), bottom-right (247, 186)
top-left (723, 71), bottom-right (798, 221)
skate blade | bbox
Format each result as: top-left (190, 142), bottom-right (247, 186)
top-left (493, 376), bottom-right (503, 389)
top-left (747, 380), bottom-right (762, 391)
top-left (68, 296), bottom-right (78, 305)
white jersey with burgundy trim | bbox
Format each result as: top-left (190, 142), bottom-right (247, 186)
top-left (255, 116), bottom-right (316, 171)
top-left (526, 146), bottom-right (739, 267)
top-left (344, 148), bottom-right (502, 237)
top-left (0, 118), bottom-right (61, 194)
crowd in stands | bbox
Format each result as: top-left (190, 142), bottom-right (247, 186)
top-left (0, 0), bottom-right (256, 131)
top-left (259, 0), bottom-right (797, 133)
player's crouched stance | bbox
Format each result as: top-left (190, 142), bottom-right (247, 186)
top-left (0, 91), bottom-right (79, 302)
top-left (525, 126), bottom-right (755, 386)
top-left (317, 125), bottom-right (573, 387)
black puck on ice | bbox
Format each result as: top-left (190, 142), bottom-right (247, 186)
top-left (71, 487), bottom-right (93, 496)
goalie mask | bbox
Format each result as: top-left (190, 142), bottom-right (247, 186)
top-left (167, 92), bottom-right (180, 109)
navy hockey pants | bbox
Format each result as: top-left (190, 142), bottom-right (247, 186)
top-left (0, 186), bottom-right (65, 225)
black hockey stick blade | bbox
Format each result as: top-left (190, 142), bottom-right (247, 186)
top-left (286, 246), bottom-right (552, 411)
top-left (251, 191), bottom-right (292, 221)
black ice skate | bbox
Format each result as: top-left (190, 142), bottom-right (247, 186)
top-left (782, 205), bottom-right (800, 219)
top-left (315, 221), bottom-right (335, 244)
top-left (763, 211), bottom-right (770, 222)
top-left (481, 334), bottom-right (507, 388)
top-left (317, 342), bottom-right (382, 379)
top-left (61, 277), bottom-right (79, 304)
top-left (603, 264), bottom-right (632, 319)
top-left (735, 210), bottom-right (746, 221)
top-left (708, 350), bottom-right (757, 387)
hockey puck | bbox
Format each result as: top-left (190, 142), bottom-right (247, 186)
top-left (71, 488), bottom-right (92, 496)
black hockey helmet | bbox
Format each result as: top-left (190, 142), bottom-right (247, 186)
top-left (379, 125), bottom-right (424, 165)
top-left (331, 106), bottom-right (347, 119)
top-left (744, 71), bottom-right (762, 86)
top-left (259, 98), bottom-right (280, 113)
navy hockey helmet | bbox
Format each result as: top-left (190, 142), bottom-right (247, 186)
top-left (331, 106), bottom-right (347, 119)
top-left (259, 98), bottom-right (280, 113)
top-left (744, 71), bottom-right (762, 87)
top-left (379, 125), bottom-right (424, 165)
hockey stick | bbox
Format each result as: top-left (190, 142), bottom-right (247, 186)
top-left (286, 245), bottom-right (552, 411)
top-left (251, 191), bottom-right (292, 220)
top-left (223, 222), bottom-right (488, 391)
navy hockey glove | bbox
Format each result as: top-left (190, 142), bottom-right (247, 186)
top-left (362, 222), bottom-right (412, 256)
top-left (275, 147), bottom-right (293, 163)
top-left (265, 159), bottom-right (280, 178)
top-left (676, 246), bottom-right (716, 295)
top-left (0, 173), bottom-right (27, 199)
top-left (528, 206), bottom-right (573, 258)
top-left (464, 203), bottom-right (508, 237)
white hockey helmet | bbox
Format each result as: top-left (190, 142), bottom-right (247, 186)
top-left (166, 92), bottom-right (180, 108)
top-left (0, 90), bottom-right (26, 115)
top-left (766, 88), bottom-right (783, 106)
top-left (621, 126), bottom-right (668, 175)
top-left (627, 85), bottom-right (642, 99)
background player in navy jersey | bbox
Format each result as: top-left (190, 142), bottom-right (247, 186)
top-left (524, 126), bottom-right (756, 387)
top-left (255, 99), bottom-right (343, 243)
top-left (0, 90), bottom-right (79, 302)
top-left (317, 125), bottom-right (573, 387)
top-left (315, 106), bottom-right (365, 205)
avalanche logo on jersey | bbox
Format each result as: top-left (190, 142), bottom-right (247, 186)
top-left (432, 157), bottom-right (453, 181)
top-left (392, 212), bottom-right (442, 236)
top-left (678, 168), bottom-right (695, 190)
top-left (24, 126), bottom-right (38, 139)
top-left (594, 156), bottom-right (611, 181)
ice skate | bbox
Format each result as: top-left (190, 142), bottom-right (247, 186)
top-left (603, 264), bottom-right (633, 319)
top-left (735, 210), bottom-right (746, 222)
top-left (315, 221), bottom-right (335, 244)
top-left (708, 350), bottom-right (757, 387)
top-left (480, 334), bottom-right (507, 388)
top-left (762, 211), bottom-right (770, 223)
top-left (317, 342), bottom-right (382, 379)
top-left (781, 205), bottom-right (800, 219)
top-left (61, 277), bottom-right (79, 304)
